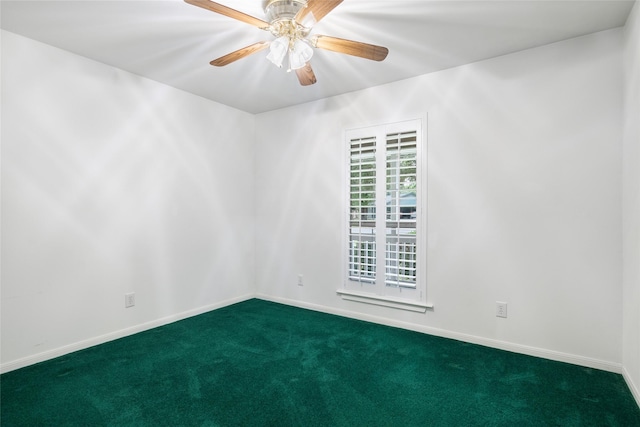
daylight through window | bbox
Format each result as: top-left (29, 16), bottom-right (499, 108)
top-left (345, 119), bottom-right (424, 302)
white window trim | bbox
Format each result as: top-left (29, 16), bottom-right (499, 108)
top-left (336, 289), bottom-right (433, 313)
top-left (339, 117), bottom-right (429, 312)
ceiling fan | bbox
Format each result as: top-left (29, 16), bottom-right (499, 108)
top-left (185, 0), bottom-right (389, 86)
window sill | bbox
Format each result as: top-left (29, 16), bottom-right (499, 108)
top-left (336, 289), bottom-right (433, 313)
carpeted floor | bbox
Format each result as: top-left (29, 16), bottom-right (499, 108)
top-left (2, 298), bottom-right (639, 426)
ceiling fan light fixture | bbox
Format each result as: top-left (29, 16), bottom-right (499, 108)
top-left (266, 36), bottom-right (290, 68)
top-left (289, 39), bottom-right (313, 70)
top-left (186, 0), bottom-right (388, 86)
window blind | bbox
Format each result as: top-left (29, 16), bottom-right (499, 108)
top-left (349, 136), bottom-right (377, 283)
top-left (385, 131), bottom-right (417, 288)
top-left (344, 118), bottom-right (424, 306)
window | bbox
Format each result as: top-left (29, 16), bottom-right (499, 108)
top-left (341, 119), bottom-right (428, 311)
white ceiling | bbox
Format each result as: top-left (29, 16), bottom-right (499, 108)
top-left (1, 0), bottom-right (635, 114)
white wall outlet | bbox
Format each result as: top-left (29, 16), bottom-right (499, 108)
top-left (496, 301), bottom-right (507, 318)
top-left (125, 293), bottom-right (135, 308)
top-left (297, 274), bottom-right (303, 286)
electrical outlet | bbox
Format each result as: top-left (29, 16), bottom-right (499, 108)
top-left (125, 293), bottom-right (135, 308)
top-left (297, 274), bottom-right (303, 286)
top-left (496, 301), bottom-right (507, 318)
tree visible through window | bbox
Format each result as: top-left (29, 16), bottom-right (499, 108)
top-left (385, 131), bottom-right (418, 288)
top-left (349, 135), bottom-right (377, 282)
top-left (346, 119), bottom-right (423, 300)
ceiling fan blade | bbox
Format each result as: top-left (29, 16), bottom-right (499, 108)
top-left (210, 42), bottom-right (270, 66)
top-left (295, 0), bottom-right (343, 27)
top-left (185, 0), bottom-right (270, 29)
top-left (313, 35), bottom-right (389, 61)
top-left (295, 63), bottom-right (317, 86)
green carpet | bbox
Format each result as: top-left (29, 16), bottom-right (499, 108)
top-left (2, 299), bottom-right (639, 426)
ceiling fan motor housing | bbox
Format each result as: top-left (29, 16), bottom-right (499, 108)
top-left (263, 0), bottom-right (307, 23)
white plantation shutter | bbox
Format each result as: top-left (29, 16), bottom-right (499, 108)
top-left (345, 119), bottom-right (424, 303)
top-left (385, 131), bottom-right (418, 288)
top-left (349, 136), bottom-right (377, 283)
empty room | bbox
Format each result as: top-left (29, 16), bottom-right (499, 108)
top-left (1, 0), bottom-right (640, 425)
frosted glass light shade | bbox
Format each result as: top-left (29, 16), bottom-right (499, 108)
top-left (289, 39), bottom-right (314, 70)
top-left (266, 36), bottom-right (289, 68)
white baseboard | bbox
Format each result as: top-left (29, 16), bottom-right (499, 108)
top-left (256, 294), bottom-right (623, 374)
top-left (3, 293), bottom-right (627, 381)
top-left (623, 366), bottom-right (640, 408)
top-left (0, 294), bottom-right (254, 374)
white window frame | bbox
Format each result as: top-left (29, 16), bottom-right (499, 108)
top-left (339, 118), bottom-right (431, 312)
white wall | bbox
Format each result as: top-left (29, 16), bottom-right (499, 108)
top-left (1, 31), bottom-right (256, 371)
top-left (0, 18), bottom-right (632, 381)
top-left (255, 29), bottom-right (624, 370)
top-left (623, 0), bottom-right (640, 403)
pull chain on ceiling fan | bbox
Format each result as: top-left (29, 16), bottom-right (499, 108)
top-left (185, 0), bottom-right (389, 86)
